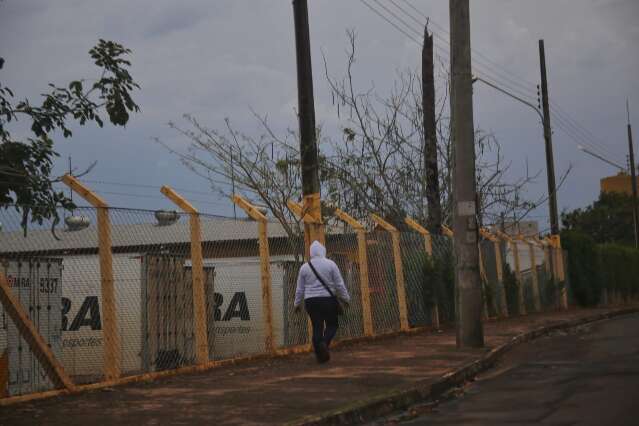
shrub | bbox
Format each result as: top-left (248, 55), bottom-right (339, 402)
top-left (561, 230), bottom-right (601, 306)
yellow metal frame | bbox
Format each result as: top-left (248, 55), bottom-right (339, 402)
top-left (404, 217), bottom-right (439, 329)
top-left (517, 235), bottom-right (542, 312)
top-left (371, 214), bottom-right (409, 331)
top-left (333, 208), bottom-right (373, 336)
top-left (62, 174), bottom-right (120, 379)
top-left (161, 186), bottom-right (210, 364)
top-left (482, 228), bottom-right (508, 317)
top-left (232, 195), bottom-right (275, 353)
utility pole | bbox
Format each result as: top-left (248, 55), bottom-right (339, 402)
top-left (450, 0), bottom-right (484, 348)
top-left (539, 40), bottom-right (559, 236)
top-left (627, 99), bottom-right (638, 248)
top-left (292, 0), bottom-right (322, 248)
top-left (423, 25), bottom-right (442, 234)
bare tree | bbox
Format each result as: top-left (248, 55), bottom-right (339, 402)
top-left (157, 30), bottom-right (559, 239)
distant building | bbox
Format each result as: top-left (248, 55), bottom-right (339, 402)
top-left (601, 172), bottom-right (632, 195)
top-left (491, 220), bottom-right (539, 238)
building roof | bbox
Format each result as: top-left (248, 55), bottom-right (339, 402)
top-left (0, 216), bottom-right (292, 254)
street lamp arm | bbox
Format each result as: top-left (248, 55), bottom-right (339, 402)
top-left (473, 76), bottom-right (544, 123)
top-left (577, 145), bottom-right (626, 172)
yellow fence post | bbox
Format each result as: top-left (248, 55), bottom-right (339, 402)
top-left (481, 228), bottom-right (508, 318)
top-left (493, 239), bottom-right (508, 317)
top-left (551, 235), bottom-right (568, 309)
top-left (405, 217), bottom-right (439, 329)
top-left (303, 193), bottom-right (325, 250)
top-left (520, 236), bottom-right (542, 312)
top-left (232, 195), bottom-right (275, 353)
top-left (496, 230), bottom-right (526, 315)
top-left (161, 186), bottom-right (209, 364)
top-left (62, 174), bottom-right (120, 380)
top-left (334, 208), bottom-right (374, 337)
top-left (371, 214), bottom-right (409, 332)
top-left (0, 273), bottom-right (76, 391)
top-left (441, 225), bottom-right (454, 238)
top-left (512, 237), bottom-right (526, 315)
top-left (287, 200), bottom-right (325, 254)
top-left (477, 244), bottom-right (490, 319)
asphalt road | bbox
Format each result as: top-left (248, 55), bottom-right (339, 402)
top-left (392, 313), bottom-right (639, 426)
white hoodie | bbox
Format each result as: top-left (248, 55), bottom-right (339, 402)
top-left (294, 241), bottom-right (351, 307)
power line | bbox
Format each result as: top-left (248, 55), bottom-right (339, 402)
top-left (358, 0), bottom-right (422, 46)
top-left (86, 190), bottom-right (223, 207)
top-left (552, 113), bottom-right (626, 165)
top-left (396, 0), bottom-right (540, 98)
top-left (81, 179), bottom-right (225, 196)
top-left (362, 0), bottom-right (619, 165)
top-left (550, 103), bottom-right (621, 161)
top-left (362, 0), bottom-right (540, 104)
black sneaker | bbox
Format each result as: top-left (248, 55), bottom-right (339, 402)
top-left (316, 342), bottom-right (330, 364)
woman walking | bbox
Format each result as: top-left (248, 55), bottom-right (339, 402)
top-left (294, 240), bottom-right (350, 363)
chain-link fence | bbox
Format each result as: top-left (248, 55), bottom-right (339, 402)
top-left (1, 201), bottom-right (575, 400)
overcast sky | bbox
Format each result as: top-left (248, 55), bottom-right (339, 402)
top-left (2, 0), bottom-right (638, 229)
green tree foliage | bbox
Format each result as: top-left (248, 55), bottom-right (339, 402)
top-left (561, 229), bottom-right (639, 306)
top-left (0, 40), bottom-right (139, 233)
top-left (561, 191), bottom-right (635, 246)
top-left (561, 230), bottom-right (601, 306)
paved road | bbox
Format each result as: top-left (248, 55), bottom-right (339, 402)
top-left (392, 314), bottom-right (639, 426)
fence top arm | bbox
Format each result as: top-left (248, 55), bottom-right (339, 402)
top-left (371, 214), bottom-right (398, 233)
top-left (333, 207), bottom-right (365, 231)
top-left (232, 194), bottom-right (267, 222)
top-left (287, 200), bottom-right (318, 224)
top-left (404, 217), bottom-right (430, 236)
top-left (479, 227), bottom-right (499, 243)
top-left (543, 236), bottom-right (560, 248)
top-left (533, 235), bottom-right (551, 247)
top-left (62, 174), bottom-right (108, 208)
top-left (161, 186), bottom-right (198, 214)
top-left (441, 224), bottom-right (454, 237)
top-left (494, 229), bottom-right (515, 243)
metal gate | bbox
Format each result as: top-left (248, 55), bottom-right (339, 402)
top-left (141, 255), bottom-right (215, 371)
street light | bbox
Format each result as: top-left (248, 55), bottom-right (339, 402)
top-left (576, 145), bottom-right (626, 172)
top-left (472, 76), bottom-right (544, 123)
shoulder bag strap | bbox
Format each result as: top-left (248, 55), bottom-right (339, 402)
top-left (308, 260), bottom-right (336, 298)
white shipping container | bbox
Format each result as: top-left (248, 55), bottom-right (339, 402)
top-left (0, 259), bottom-right (62, 396)
top-left (48, 253), bottom-right (289, 378)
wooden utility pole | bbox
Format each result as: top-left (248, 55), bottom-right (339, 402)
top-left (627, 100), bottom-right (638, 248)
top-left (293, 0), bottom-right (322, 249)
top-left (450, 0), bottom-right (484, 348)
top-left (539, 40), bottom-right (560, 236)
top-left (423, 25), bottom-right (442, 234)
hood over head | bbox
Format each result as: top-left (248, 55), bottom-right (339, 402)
top-left (309, 240), bottom-right (326, 259)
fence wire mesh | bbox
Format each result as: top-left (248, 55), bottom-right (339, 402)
top-left (366, 231), bottom-right (401, 334)
top-left (268, 235), bottom-right (307, 350)
top-left (1, 202), bottom-right (578, 400)
top-left (325, 232), bottom-right (365, 341)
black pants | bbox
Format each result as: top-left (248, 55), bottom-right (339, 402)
top-left (305, 297), bottom-right (339, 352)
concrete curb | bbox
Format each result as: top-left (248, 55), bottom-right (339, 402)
top-left (290, 307), bottom-right (639, 426)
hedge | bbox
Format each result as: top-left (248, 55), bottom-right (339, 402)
top-left (561, 229), bottom-right (639, 306)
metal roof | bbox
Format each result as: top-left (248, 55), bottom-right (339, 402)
top-left (0, 217), bottom-right (292, 254)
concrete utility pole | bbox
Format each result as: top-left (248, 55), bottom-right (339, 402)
top-left (539, 40), bottom-right (560, 236)
top-left (627, 100), bottom-right (638, 248)
top-left (292, 0), bottom-right (322, 247)
top-left (450, 0), bottom-right (484, 348)
top-left (423, 25), bottom-right (442, 234)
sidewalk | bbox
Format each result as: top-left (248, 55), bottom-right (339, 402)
top-left (1, 307), bottom-right (635, 426)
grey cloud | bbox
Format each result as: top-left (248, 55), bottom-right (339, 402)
top-left (0, 0), bottom-right (637, 222)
